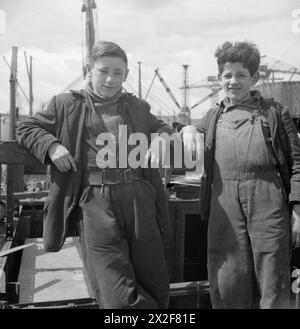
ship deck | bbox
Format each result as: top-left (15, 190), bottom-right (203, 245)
top-left (18, 237), bottom-right (93, 304)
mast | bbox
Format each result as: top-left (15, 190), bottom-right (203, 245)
top-left (138, 61), bottom-right (142, 99)
top-left (24, 52), bottom-right (33, 116)
top-left (180, 64), bottom-right (191, 124)
top-left (6, 47), bottom-right (18, 239)
top-left (9, 47), bottom-right (18, 139)
top-left (81, 0), bottom-right (97, 78)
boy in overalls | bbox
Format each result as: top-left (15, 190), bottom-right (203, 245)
top-left (179, 41), bottom-right (300, 308)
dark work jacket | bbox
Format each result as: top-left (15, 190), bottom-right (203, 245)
top-left (16, 90), bottom-right (174, 251)
top-left (193, 97), bottom-right (300, 221)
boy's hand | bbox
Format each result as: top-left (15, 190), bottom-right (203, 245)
top-left (291, 204), bottom-right (300, 249)
top-left (181, 125), bottom-right (202, 161)
top-left (48, 142), bottom-right (77, 173)
top-left (144, 136), bottom-right (167, 168)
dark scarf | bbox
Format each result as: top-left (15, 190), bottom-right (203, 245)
top-left (84, 81), bottom-right (122, 106)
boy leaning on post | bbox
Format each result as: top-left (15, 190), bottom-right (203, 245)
top-left (17, 40), bottom-right (174, 309)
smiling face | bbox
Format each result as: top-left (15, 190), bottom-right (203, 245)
top-left (219, 62), bottom-right (259, 105)
top-left (90, 56), bottom-right (129, 98)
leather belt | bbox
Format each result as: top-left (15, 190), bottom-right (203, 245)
top-left (83, 169), bottom-right (143, 185)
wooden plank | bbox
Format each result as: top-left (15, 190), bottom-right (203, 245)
top-left (169, 280), bottom-right (211, 309)
top-left (18, 237), bottom-right (92, 304)
top-left (0, 243), bottom-right (35, 258)
top-left (6, 164), bottom-right (15, 239)
top-left (167, 198), bottom-right (200, 283)
top-left (0, 191), bottom-right (48, 201)
top-left (0, 141), bottom-right (40, 165)
top-left (169, 280), bottom-right (210, 297)
top-left (0, 237), bottom-right (13, 293)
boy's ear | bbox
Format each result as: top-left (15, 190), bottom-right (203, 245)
top-left (251, 72), bottom-right (260, 85)
top-left (124, 68), bottom-right (129, 81)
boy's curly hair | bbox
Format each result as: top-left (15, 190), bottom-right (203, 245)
top-left (215, 41), bottom-right (260, 76)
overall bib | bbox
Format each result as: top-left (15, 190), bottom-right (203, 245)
top-left (208, 106), bottom-right (291, 309)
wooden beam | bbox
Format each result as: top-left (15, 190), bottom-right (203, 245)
top-left (0, 238), bottom-right (13, 293)
top-left (0, 191), bottom-right (48, 201)
top-left (0, 141), bottom-right (41, 165)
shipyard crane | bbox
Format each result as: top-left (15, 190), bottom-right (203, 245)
top-left (2, 51), bottom-right (34, 117)
top-left (259, 55), bottom-right (300, 82)
top-left (180, 56), bottom-right (300, 111)
top-left (145, 67), bottom-right (191, 124)
top-left (51, 0), bottom-right (98, 97)
top-left (179, 74), bottom-right (222, 110)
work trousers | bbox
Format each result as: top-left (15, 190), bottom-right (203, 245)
top-left (78, 180), bottom-right (170, 309)
top-left (208, 109), bottom-right (291, 309)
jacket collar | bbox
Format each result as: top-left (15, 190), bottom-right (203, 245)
top-left (69, 88), bottom-right (133, 100)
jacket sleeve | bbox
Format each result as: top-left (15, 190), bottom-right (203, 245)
top-left (16, 96), bottom-right (60, 165)
top-left (280, 105), bottom-right (300, 203)
top-left (145, 102), bottom-right (174, 135)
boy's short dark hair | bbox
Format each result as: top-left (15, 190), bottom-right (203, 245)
top-left (91, 41), bottom-right (128, 66)
top-left (215, 41), bottom-right (260, 76)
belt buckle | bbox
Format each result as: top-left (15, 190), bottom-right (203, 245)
top-left (123, 169), bottom-right (133, 183)
top-left (103, 170), bottom-right (118, 184)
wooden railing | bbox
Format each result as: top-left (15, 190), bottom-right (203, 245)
top-left (0, 140), bottom-right (44, 293)
top-left (0, 140), bottom-right (43, 239)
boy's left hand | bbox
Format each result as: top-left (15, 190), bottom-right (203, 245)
top-left (291, 204), bottom-right (300, 249)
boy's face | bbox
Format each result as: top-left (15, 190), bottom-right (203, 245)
top-left (219, 62), bottom-right (259, 104)
top-left (90, 56), bottom-right (128, 98)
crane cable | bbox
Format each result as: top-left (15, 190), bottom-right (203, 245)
top-left (128, 63), bottom-right (180, 115)
top-left (126, 72), bottom-right (176, 115)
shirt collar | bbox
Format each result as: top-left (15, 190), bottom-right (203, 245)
top-left (219, 90), bottom-right (262, 113)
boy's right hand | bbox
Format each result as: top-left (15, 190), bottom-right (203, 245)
top-left (48, 142), bottom-right (77, 173)
top-left (181, 125), bottom-right (202, 161)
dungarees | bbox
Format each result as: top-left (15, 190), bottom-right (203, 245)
top-left (79, 180), bottom-right (169, 309)
top-left (208, 106), bottom-right (291, 309)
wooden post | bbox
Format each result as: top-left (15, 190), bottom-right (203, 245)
top-left (24, 52), bottom-right (33, 116)
top-left (9, 47), bottom-right (17, 140)
top-left (6, 47), bottom-right (18, 239)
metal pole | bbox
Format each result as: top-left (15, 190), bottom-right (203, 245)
top-left (9, 47), bottom-right (18, 140)
top-left (155, 68), bottom-right (181, 110)
top-left (145, 72), bottom-right (156, 100)
top-left (138, 61), bottom-right (142, 99)
top-left (29, 56), bottom-right (33, 116)
top-left (182, 65), bottom-right (189, 109)
top-left (6, 46), bottom-right (18, 239)
top-left (181, 64), bottom-right (190, 124)
top-left (82, 0), bottom-right (96, 78)
top-left (24, 52), bottom-right (33, 116)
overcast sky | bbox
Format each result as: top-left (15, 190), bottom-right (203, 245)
top-left (0, 0), bottom-right (299, 118)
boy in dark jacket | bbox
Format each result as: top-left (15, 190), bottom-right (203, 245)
top-left (180, 41), bottom-right (300, 308)
top-left (17, 41), bottom-right (173, 309)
